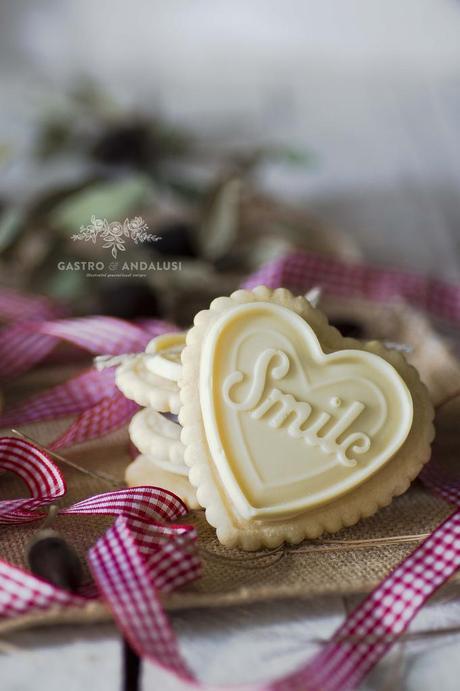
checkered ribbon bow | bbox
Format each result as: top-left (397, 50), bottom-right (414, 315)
top-left (0, 437), bottom-right (200, 649)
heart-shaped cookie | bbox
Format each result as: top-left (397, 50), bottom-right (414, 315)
top-left (180, 287), bottom-right (434, 550)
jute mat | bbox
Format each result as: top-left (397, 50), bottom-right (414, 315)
top-left (1, 298), bottom-right (459, 634)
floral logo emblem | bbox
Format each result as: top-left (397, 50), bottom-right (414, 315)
top-left (71, 215), bottom-right (160, 258)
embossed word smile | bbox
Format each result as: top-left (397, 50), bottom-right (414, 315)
top-left (223, 348), bottom-right (371, 467)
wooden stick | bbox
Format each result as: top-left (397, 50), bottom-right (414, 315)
top-left (122, 639), bottom-right (141, 691)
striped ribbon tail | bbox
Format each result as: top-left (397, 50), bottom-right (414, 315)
top-left (243, 252), bottom-right (460, 324)
top-left (88, 514), bottom-right (199, 681)
top-left (0, 437), bottom-right (66, 524)
top-left (269, 510), bottom-right (460, 691)
top-left (0, 315), bottom-right (175, 450)
top-left (0, 560), bottom-right (86, 618)
top-left (0, 315), bottom-right (175, 379)
top-left (49, 390), bottom-right (139, 450)
top-left (0, 288), bottom-right (66, 322)
top-left (0, 368), bottom-right (116, 428)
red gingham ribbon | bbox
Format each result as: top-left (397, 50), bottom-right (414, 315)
top-left (0, 560), bottom-right (88, 618)
top-left (0, 418), bottom-right (459, 689)
top-left (243, 252), bottom-right (460, 324)
top-left (0, 368), bottom-right (116, 428)
top-left (291, 510), bottom-right (460, 691)
top-left (85, 484), bottom-right (459, 690)
top-left (0, 437), bottom-right (66, 524)
top-left (0, 437), bottom-right (199, 624)
top-left (0, 316), bottom-right (174, 379)
top-left (0, 288), bottom-right (66, 322)
top-left (0, 314), bottom-right (174, 449)
top-left (49, 389), bottom-right (139, 451)
top-left (89, 516), bottom-right (199, 682)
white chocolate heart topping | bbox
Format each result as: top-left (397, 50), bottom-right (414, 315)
top-left (199, 302), bottom-right (413, 520)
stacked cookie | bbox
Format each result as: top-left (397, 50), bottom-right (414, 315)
top-left (115, 332), bottom-right (199, 509)
top-left (115, 286), bottom-right (433, 550)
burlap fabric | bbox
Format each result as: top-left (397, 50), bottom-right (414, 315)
top-left (1, 298), bottom-right (459, 634)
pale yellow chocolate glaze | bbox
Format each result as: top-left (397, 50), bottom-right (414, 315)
top-left (129, 408), bottom-right (185, 466)
top-left (180, 287), bottom-right (434, 550)
top-left (145, 332), bottom-right (186, 382)
top-left (115, 354), bottom-right (181, 413)
top-left (126, 454), bottom-right (199, 509)
top-left (199, 302), bottom-right (413, 520)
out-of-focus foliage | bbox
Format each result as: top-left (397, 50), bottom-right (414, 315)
top-left (0, 78), bottom-right (356, 325)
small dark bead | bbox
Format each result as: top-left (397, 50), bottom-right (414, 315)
top-left (28, 532), bottom-right (83, 593)
top-left (152, 222), bottom-right (197, 258)
top-left (329, 318), bottom-right (365, 339)
top-left (99, 282), bottom-right (161, 319)
top-left (92, 123), bottom-right (152, 167)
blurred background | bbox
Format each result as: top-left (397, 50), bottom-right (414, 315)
top-left (1, 0), bottom-right (459, 325)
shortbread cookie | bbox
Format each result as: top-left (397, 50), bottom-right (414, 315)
top-left (129, 408), bottom-right (185, 465)
top-left (115, 354), bottom-right (181, 413)
top-left (179, 286), bottom-right (434, 550)
top-left (126, 454), bottom-right (199, 509)
top-left (145, 332), bottom-right (185, 382)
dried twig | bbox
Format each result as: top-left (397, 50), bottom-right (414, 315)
top-left (11, 429), bottom-right (123, 488)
